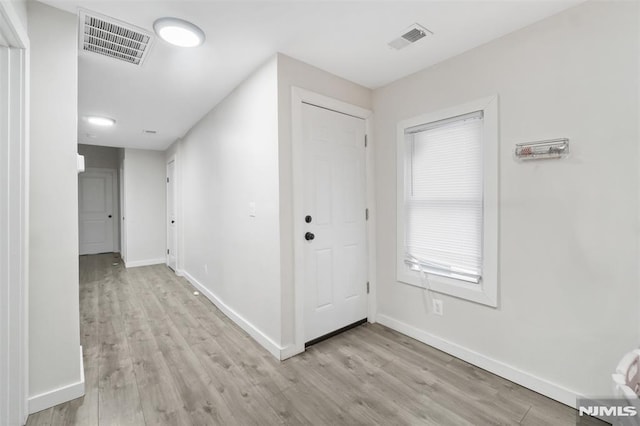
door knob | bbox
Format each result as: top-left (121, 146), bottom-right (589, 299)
top-left (305, 232), bottom-right (315, 241)
top-left (305, 215), bottom-right (312, 223)
top-left (108, 215), bottom-right (112, 218)
top-left (171, 220), bottom-right (175, 224)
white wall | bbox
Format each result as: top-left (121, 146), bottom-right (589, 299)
top-left (28, 0), bottom-right (84, 411)
top-left (2, 0), bottom-right (28, 37)
top-left (166, 54), bottom-right (371, 357)
top-left (276, 53), bottom-right (372, 347)
top-left (173, 56), bottom-right (283, 354)
top-left (373, 0), bottom-right (639, 403)
top-left (121, 148), bottom-right (166, 267)
top-left (78, 144), bottom-right (119, 169)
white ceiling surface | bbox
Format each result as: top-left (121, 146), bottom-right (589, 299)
top-left (43, 0), bottom-right (583, 150)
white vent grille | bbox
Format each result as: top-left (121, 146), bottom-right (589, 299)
top-left (388, 23), bottom-right (432, 50)
top-left (79, 10), bottom-right (153, 66)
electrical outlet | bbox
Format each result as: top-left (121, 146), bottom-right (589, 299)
top-left (248, 202), bottom-right (256, 217)
top-left (432, 299), bottom-right (443, 316)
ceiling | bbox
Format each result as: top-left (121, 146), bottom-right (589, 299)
top-left (42, 0), bottom-right (583, 151)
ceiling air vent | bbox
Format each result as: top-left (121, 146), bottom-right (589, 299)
top-left (79, 10), bottom-right (153, 66)
top-left (388, 24), bottom-right (433, 50)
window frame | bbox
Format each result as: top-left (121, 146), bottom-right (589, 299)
top-left (396, 96), bottom-right (499, 307)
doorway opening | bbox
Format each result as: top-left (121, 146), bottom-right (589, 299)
top-left (77, 144), bottom-right (122, 257)
top-left (166, 156), bottom-right (177, 271)
top-left (291, 88), bottom-right (376, 357)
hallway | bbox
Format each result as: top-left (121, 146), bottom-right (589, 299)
top-left (26, 254), bottom-right (598, 425)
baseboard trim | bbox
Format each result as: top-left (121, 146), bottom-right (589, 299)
top-left (28, 346), bottom-right (85, 414)
top-left (376, 314), bottom-right (582, 409)
top-left (280, 344), bottom-right (304, 360)
top-left (124, 258), bottom-right (165, 268)
top-left (181, 271), bottom-right (286, 360)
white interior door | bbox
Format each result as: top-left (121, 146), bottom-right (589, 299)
top-left (167, 159), bottom-right (177, 270)
top-left (302, 103), bottom-right (368, 343)
top-left (79, 169), bottom-right (115, 255)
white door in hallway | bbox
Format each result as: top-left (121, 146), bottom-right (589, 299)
top-left (302, 103), bottom-right (368, 343)
top-left (79, 169), bottom-right (115, 254)
top-left (167, 159), bottom-right (177, 271)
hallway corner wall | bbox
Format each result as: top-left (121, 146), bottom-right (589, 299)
top-left (121, 148), bottom-right (166, 267)
top-left (28, 0), bottom-right (84, 412)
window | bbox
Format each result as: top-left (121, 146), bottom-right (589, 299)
top-left (397, 97), bottom-right (498, 306)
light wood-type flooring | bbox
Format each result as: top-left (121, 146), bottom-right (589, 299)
top-left (26, 254), bottom-right (603, 425)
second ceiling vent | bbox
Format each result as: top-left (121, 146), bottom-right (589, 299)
top-left (79, 10), bottom-right (153, 66)
top-left (388, 23), bottom-right (433, 50)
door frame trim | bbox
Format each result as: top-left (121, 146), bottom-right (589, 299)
top-left (79, 168), bottom-right (118, 255)
top-left (165, 154), bottom-right (178, 271)
top-left (119, 156), bottom-right (126, 262)
top-left (0, 3), bottom-right (29, 425)
top-left (290, 87), bottom-right (376, 358)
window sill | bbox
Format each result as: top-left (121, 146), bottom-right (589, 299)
top-left (397, 267), bottom-right (497, 307)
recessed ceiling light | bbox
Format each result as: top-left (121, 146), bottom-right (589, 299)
top-left (86, 116), bottom-right (116, 127)
top-left (154, 17), bottom-right (205, 48)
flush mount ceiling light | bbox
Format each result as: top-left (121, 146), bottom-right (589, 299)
top-left (153, 17), bottom-right (205, 48)
top-left (86, 116), bottom-right (116, 127)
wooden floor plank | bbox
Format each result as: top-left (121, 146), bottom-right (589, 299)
top-left (127, 268), bottom-right (238, 425)
top-left (147, 266), bottom-right (298, 399)
top-left (97, 262), bottom-right (146, 426)
top-left (25, 408), bottom-right (53, 426)
top-left (312, 338), bottom-right (477, 426)
top-left (115, 264), bottom-right (194, 426)
top-left (136, 267), bottom-right (285, 426)
top-left (25, 253), bottom-right (604, 426)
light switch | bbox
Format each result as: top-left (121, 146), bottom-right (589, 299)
top-left (249, 202), bottom-right (256, 217)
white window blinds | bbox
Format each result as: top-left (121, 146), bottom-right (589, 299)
top-left (404, 111), bottom-right (483, 283)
